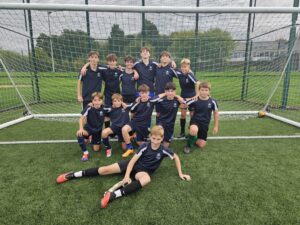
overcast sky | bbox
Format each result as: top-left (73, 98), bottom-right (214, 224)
top-left (0, 0), bottom-right (298, 54)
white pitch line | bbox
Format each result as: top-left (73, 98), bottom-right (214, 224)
top-left (0, 135), bottom-right (299, 145)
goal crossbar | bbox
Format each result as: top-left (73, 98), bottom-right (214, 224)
top-left (1, 3), bottom-right (300, 14)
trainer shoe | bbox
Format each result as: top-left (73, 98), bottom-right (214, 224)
top-left (122, 149), bottom-right (135, 158)
top-left (81, 153), bottom-right (89, 162)
top-left (106, 148), bottom-right (112, 158)
top-left (56, 172), bottom-right (73, 184)
top-left (101, 191), bottom-right (115, 208)
top-left (183, 146), bottom-right (191, 154)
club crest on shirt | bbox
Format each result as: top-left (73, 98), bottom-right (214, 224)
top-left (122, 108), bottom-right (126, 112)
top-left (147, 102), bottom-right (151, 107)
top-left (131, 76), bottom-right (135, 81)
top-left (166, 71), bottom-right (169, 75)
top-left (97, 72), bottom-right (101, 77)
top-left (156, 153), bottom-right (161, 160)
top-left (208, 103), bottom-right (212, 108)
top-left (114, 72), bottom-right (118, 78)
top-left (99, 111), bottom-right (104, 116)
top-left (173, 102), bottom-right (177, 108)
top-left (149, 66), bottom-right (153, 71)
top-left (186, 78), bottom-right (189, 83)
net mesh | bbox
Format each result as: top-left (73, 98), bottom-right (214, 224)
top-left (0, 2), bottom-right (299, 126)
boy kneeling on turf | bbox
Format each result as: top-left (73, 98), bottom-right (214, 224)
top-left (76, 92), bottom-right (106, 161)
top-left (56, 125), bottom-right (191, 209)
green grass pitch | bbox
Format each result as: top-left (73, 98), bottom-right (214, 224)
top-left (0, 118), bottom-right (299, 225)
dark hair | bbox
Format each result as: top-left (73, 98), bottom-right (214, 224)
top-left (106, 53), bottom-right (117, 62)
top-left (88, 50), bottom-right (99, 58)
top-left (138, 84), bottom-right (150, 92)
top-left (165, 82), bottom-right (176, 90)
top-left (160, 51), bottom-right (171, 59)
top-left (140, 46), bottom-right (151, 53)
top-left (124, 55), bottom-right (135, 63)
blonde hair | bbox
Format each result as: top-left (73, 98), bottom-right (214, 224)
top-left (150, 125), bottom-right (164, 137)
top-left (180, 58), bottom-right (190, 66)
top-left (91, 92), bottom-right (103, 100)
top-left (111, 93), bottom-right (123, 101)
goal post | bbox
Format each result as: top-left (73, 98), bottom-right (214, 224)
top-left (0, 3), bottom-right (299, 130)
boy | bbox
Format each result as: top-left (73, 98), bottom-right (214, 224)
top-left (77, 51), bottom-right (102, 109)
top-left (120, 55), bottom-right (139, 104)
top-left (121, 84), bottom-right (164, 158)
top-left (154, 51), bottom-right (178, 95)
top-left (101, 93), bottom-right (132, 157)
top-left (76, 92), bottom-right (106, 161)
top-left (156, 82), bottom-right (185, 147)
top-left (56, 125), bottom-right (191, 209)
top-left (133, 46), bottom-right (158, 98)
top-left (175, 58), bottom-right (197, 138)
top-left (184, 81), bottom-right (219, 154)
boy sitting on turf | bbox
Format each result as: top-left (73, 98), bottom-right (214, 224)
top-left (56, 125), bottom-right (191, 209)
top-left (76, 92), bottom-right (106, 161)
top-left (121, 84), bottom-right (165, 158)
top-left (155, 82), bottom-right (185, 147)
top-left (101, 93), bottom-right (132, 157)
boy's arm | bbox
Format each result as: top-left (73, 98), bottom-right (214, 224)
top-left (158, 93), bottom-right (166, 99)
top-left (175, 95), bottom-right (185, 104)
top-left (76, 116), bottom-right (86, 136)
top-left (171, 60), bottom-right (177, 69)
top-left (123, 154), bottom-right (140, 185)
top-left (77, 80), bottom-right (83, 103)
top-left (213, 110), bottom-right (219, 135)
top-left (133, 69), bottom-right (139, 80)
top-left (173, 153), bottom-right (191, 181)
top-left (80, 62), bottom-right (90, 76)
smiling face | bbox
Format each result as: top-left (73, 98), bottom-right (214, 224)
top-left (199, 87), bottom-right (210, 99)
top-left (140, 91), bottom-right (149, 101)
top-left (89, 54), bottom-right (99, 66)
top-left (125, 60), bottom-right (134, 70)
top-left (107, 60), bottom-right (117, 69)
top-left (165, 89), bottom-right (176, 99)
top-left (92, 96), bottom-right (103, 109)
top-left (180, 63), bottom-right (190, 74)
top-left (149, 134), bottom-right (163, 149)
top-left (140, 49), bottom-right (150, 60)
top-left (112, 98), bottom-right (122, 108)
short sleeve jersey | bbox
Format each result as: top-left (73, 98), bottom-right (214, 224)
top-left (130, 96), bottom-right (161, 127)
top-left (135, 142), bottom-right (174, 173)
top-left (133, 60), bottom-right (158, 93)
top-left (187, 97), bottom-right (218, 126)
top-left (156, 97), bottom-right (180, 125)
top-left (100, 67), bottom-right (122, 96)
top-left (81, 105), bottom-right (106, 132)
top-left (105, 106), bottom-right (132, 128)
top-left (120, 72), bottom-right (137, 96)
top-left (78, 67), bottom-right (102, 101)
top-left (155, 65), bottom-right (177, 94)
top-left (175, 70), bottom-right (197, 98)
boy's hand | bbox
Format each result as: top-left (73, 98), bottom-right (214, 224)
top-left (118, 65), bottom-right (124, 71)
top-left (179, 174), bottom-right (191, 181)
top-left (122, 177), bottom-right (132, 185)
top-left (122, 102), bottom-right (128, 108)
top-left (76, 129), bottom-right (85, 137)
top-left (171, 60), bottom-right (177, 69)
top-left (80, 68), bottom-right (87, 76)
top-left (77, 96), bottom-right (83, 103)
top-left (175, 95), bottom-right (184, 104)
top-left (213, 127), bottom-right (218, 135)
top-left (133, 70), bottom-right (139, 80)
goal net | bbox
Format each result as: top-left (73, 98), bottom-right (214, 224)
top-left (0, 3), bottom-right (299, 131)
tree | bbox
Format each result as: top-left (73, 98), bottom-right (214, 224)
top-left (108, 24), bottom-right (126, 56)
